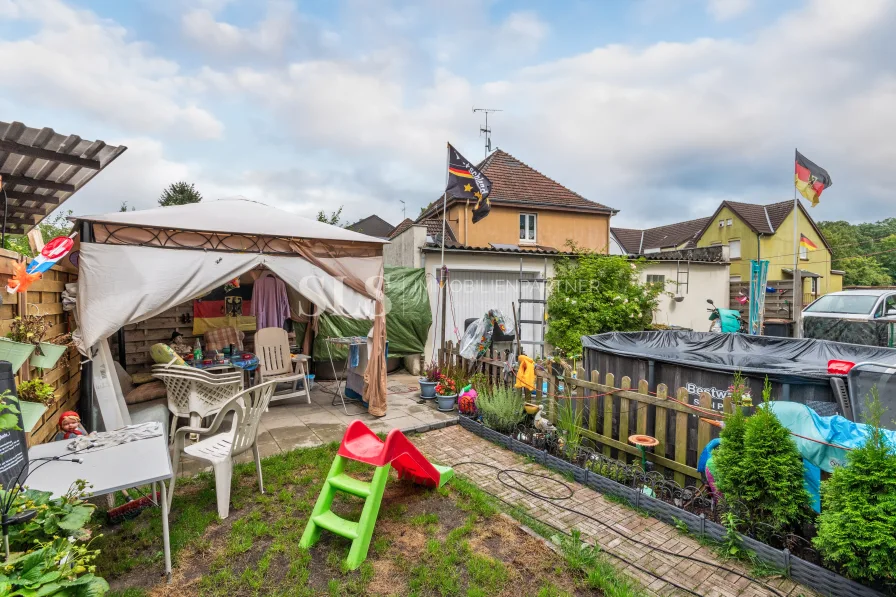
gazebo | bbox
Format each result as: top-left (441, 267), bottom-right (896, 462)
top-left (72, 197), bottom-right (389, 429)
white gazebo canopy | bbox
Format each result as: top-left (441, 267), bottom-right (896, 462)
top-left (74, 197), bottom-right (390, 429)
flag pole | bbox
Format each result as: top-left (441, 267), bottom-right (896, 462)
top-left (792, 148), bottom-right (802, 338)
top-left (440, 143), bottom-right (450, 350)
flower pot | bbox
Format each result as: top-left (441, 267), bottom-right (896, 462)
top-left (436, 393), bottom-right (457, 412)
top-left (0, 338), bottom-right (36, 373)
top-left (419, 379), bottom-right (437, 399)
top-left (29, 342), bottom-right (67, 369)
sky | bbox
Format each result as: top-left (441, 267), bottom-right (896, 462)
top-left (0, 0), bottom-right (893, 230)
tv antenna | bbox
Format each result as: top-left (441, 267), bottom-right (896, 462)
top-left (473, 107), bottom-right (502, 158)
top-left (399, 199), bottom-right (406, 219)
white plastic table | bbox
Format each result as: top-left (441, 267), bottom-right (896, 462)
top-left (26, 432), bottom-right (173, 579)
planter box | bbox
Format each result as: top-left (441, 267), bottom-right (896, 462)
top-left (458, 415), bottom-right (884, 597)
top-left (0, 339), bottom-right (36, 373)
top-left (30, 342), bottom-right (67, 369)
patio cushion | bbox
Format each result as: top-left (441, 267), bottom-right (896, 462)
top-left (125, 380), bottom-right (167, 405)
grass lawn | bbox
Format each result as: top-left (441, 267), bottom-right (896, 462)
top-left (94, 438), bottom-right (642, 597)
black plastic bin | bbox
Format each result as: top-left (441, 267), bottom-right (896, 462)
top-left (763, 319), bottom-right (794, 338)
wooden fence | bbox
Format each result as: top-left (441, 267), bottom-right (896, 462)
top-left (0, 248), bottom-right (80, 445)
top-left (110, 302), bottom-right (200, 374)
top-left (441, 343), bottom-right (726, 486)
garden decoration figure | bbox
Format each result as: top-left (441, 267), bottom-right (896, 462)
top-left (629, 434), bottom-right (659, 497)
top-left (5, 262), bottom-right (41, 294)
top-left (54, 411), bottom-right (87, 441)
top-left (458, 386), bottom-right (477, 415)
top-left (168, 331), bottom-right (193, 359)
top-left (533, 405), bottom-right (555, 433)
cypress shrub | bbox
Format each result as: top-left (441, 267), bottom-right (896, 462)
top-left (814, 390), bottom-right (896, 584)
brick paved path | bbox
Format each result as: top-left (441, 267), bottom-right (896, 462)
top-left (414, 426), bottom-right (818, 597)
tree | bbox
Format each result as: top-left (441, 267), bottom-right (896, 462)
top-left (837, 256), bottom-right (892, 287)
top-left (814, 390), bottom-right (896, 583)
top-left (316, 206), bottom-right (343, 226)
top-left (2, 210), bottom-right (73, 258)
top-left (158, 181), bottom-right (202, 207)
top-left (545, 243), bottom-right (664, 356)
top-left (119, 201), bottom-right (135, 212)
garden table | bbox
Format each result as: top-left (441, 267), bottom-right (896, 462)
top-left (25, 431), bottom-right (173, 580)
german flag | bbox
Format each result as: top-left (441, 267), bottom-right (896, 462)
top-left (795, 150), bottom-right (832, 207)
top-left (446, 143), bottom-right (492, 223)
top-left (800, 234), bottom-right (818, 251)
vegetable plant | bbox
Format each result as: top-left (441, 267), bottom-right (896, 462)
top-left (0, 538), bottom-right (108, 596)
top-left (4, 480), bottom-right (96, 550)
top-left (814, 389), bottom-right (896, 583)
top-left (17, 378), bottom-right (56, 405)
top-left (6, 314), bottom-right (49, 354)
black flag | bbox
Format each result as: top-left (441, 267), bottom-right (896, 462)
top-left (446, 143), bottom-right (492, 223)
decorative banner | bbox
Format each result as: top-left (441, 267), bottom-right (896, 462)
top-left (6, 261), bottom-right (41, 294)
top-left (25, 236), bottom-right (75, 275)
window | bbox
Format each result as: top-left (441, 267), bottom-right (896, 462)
top-left (804, 294), bottom-right (879, 315)
top-left (726, 218), bottom-right (733, 226)
top-left (719, 219), bottom-right (725, 227)
top-left (730, 275), bottom-right (742, 283)
top-left (520, 213), bottom-right (536, 243)
top-left (799, 245), bottom-right (808, 260)
top-left (646, 274), bottom-right (665, 287)
top-left (729, 239), bottom-right (741, 259)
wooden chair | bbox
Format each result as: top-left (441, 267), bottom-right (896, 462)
top-left (152, 365), bottom-right (244, 442)
top-left (254, 327), bottom-right (310, 405)
top-left (168, 381), bottom-right (276, 519)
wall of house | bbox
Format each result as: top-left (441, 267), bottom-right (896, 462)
top-left (447, 203), bottom-right (611, 253)
top-left (696, 206), bottom-right (759, 281)
top-left (639, 261), bottom-right (731, 331)
top-left (383, 224), bottom-right (426, 268)
top-left (758, 208), bottom-right (834, 296)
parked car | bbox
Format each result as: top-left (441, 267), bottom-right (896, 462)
top-left (803, 290), bottom-right (896, 347)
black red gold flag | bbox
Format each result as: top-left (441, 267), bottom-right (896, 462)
top-left (795, 150), bottom-right (832, 207)
top-left (446, 143), bottom-right (492, 223)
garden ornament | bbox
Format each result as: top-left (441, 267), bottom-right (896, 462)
top-left (533, 405), bottom-right (555, 433)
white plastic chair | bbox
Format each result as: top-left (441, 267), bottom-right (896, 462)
top-left (168, 380), bottom-right (277, 519)
top-left (152, 365), bottom-right (244, 441)
top-left (254, 327), bottom-right (309, 405)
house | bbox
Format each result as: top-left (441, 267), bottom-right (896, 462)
top-left (612, 199), bottom-right (844, 306)
top-left (386, 148), bottom-right (617, 363)
top-left (346, 215), bottom-right (394, 239)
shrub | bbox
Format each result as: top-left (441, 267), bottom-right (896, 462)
top-left (713, 372), bottom-right (749, 497)
top-left (814, 390), bottom-right (896, 583)
top-left (716, 376), bottom-right (811, 532)
top-left (556, 397), bottom-right (583, 459)
top-left (545, 243), bottom-right (664, 356)
top-left (18, 378), bottom-right (56, 405)
top-left (478, 384), bottom-right (525, 433)
top-left (423, 361), bottom-right (441, 383)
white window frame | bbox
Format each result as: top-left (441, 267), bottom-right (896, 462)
top-left (729, 239), bottom-right (741, 259)
top-left (799, 245), bottom-right (808, 260)
top-left (520, 213), bottom-right (537, 244)
top-left (730, 275), bottom-right (742, 282)
top-left (726, 218), bottom-right (733, 226)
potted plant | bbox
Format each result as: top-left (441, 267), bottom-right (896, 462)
top-left (31, 331), bottom-right (71, 370)
top-left (18, 378), bottom-right (57, 406)
top-left (419, 361), bottom-right (441, 400)
top-left (435, 373), bottom-right (458, 412)
top-left (0, 315), bottom-right (43, 371)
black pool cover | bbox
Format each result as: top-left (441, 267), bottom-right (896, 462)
top-left (582, 331), bottom-right (896, 380)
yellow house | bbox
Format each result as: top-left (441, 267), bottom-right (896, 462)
top-left (416, 149), bottom-right (616, 252)
top-left (612, 200), bottom-right (843, 304)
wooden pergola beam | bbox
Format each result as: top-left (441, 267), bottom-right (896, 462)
top-left (0, 215), bottom-right (38, 227)
top-left (2, 190), bottom-right (62, 205)
top-left (0, 139), bottom-right (101, 170)
top-left (0, 174), bottom-right (75, 193)
top-left (0, 203), bottom-right (48, 216)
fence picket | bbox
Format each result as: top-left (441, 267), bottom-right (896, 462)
top-left (674, 388), bottom-right (689, 486)
top-left (589, 370), bottom-right (599, 432)
top-left (602, 372), bottom-right (615, 457)
top-left (654, 384), bottom-right (668, 476)
top-left (697, 391), bottom-right (713, 457)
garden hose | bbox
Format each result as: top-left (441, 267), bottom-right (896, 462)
top-left (451, 461), bottom-right (786, 597)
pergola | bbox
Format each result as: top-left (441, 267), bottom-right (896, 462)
top-left (72, 198), bottom-right (390, 429)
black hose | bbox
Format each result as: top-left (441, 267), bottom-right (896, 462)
top-left (452, 461), bottom-right (786, 597)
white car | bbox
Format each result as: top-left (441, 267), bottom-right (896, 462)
top-left (803, 290), bottom-right (896, 346)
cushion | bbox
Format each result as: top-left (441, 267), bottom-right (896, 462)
top-left (130, 372), bottom-right (156, 385)
top-left (125, 380), bottom-right (167, 405)
top-left (150, 343), bottom-right (185, 366)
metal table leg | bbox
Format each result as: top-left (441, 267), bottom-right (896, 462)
top-left (160, 479), bottom-right (172, 582)
top-left (326, 341), bottom-right (364, 416)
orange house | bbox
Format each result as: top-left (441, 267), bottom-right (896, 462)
top-left (416, 149), bottom-right (617, 253)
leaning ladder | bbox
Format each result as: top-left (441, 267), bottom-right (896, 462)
top-left (517, 257), bottom-right (548, 358)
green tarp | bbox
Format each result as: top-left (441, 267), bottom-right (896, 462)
top-left (312, 267), bottom-right (432, 361)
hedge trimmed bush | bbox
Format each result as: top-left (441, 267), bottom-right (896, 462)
top-left (814, 391), bottom-right (896, 583)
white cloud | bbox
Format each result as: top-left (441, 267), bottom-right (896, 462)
top-left (707, 0), bottom-right (752, 21)
top-left (496, 11), bottom-right (549, 56)
top-left (181, 0), bottom-right (296, 56)
top-left (0, 0), bottom-right (222, 139)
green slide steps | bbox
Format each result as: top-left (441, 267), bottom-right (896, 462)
top-left (299, 455), bottom-right (392, 570)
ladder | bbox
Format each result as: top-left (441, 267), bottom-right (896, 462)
top-left (299, 454), bottom-right (391, 570)
top-left (517, 257), bottom-right (548, 358)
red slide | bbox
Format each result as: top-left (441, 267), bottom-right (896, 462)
top-left (337, 421), bottom-right (454, 488)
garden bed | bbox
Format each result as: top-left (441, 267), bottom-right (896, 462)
top-left (458, 415), bottom-right (887, 597)
top-left (96, 442), bottom-right (613, 597)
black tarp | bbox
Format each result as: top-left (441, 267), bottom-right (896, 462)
top-left (803, 316), bottom-right (894, 348)
top-left (581, 331), bottom-right (896, 380)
